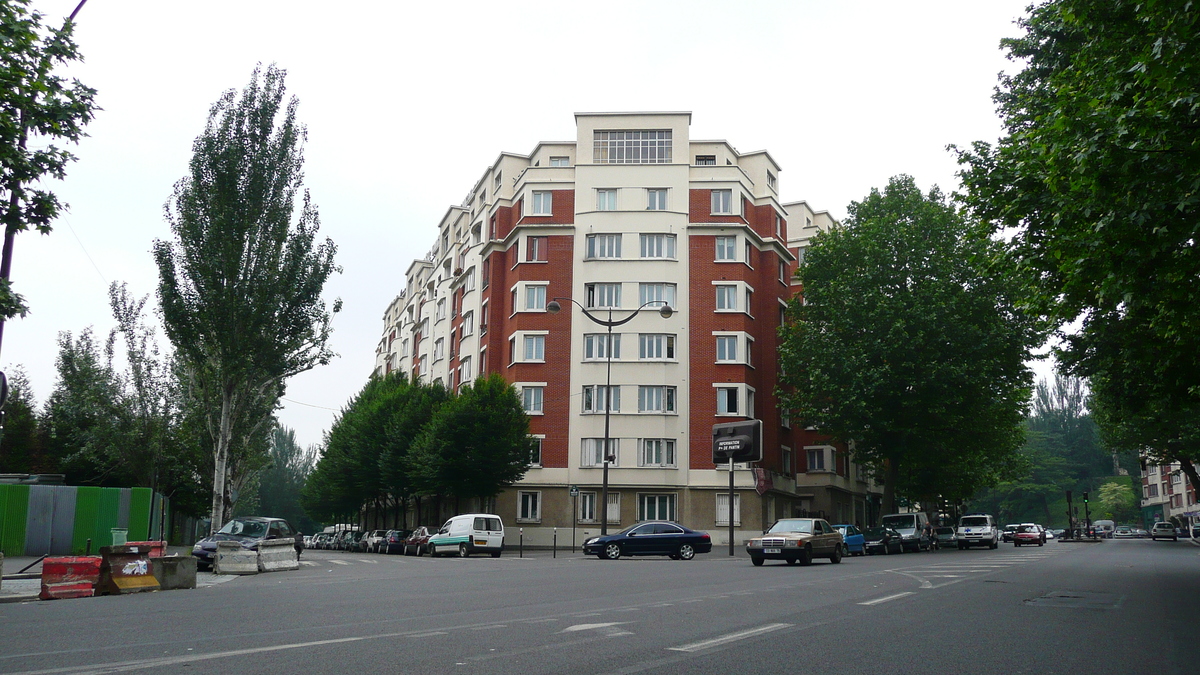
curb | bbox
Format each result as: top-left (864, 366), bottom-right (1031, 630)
top-left (0, 594), bottom-right (40, 604)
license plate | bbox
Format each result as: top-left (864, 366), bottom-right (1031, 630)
top-left (474, 539), bottom-right (487, 546)
top-left (764, 548), bottom-right (781, 554)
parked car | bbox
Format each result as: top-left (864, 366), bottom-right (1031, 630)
top-left (380, 529), bottom-right (412, 554)
top-left (1135, 528), bottom-right (1149, 538)
top-left (191, 516), bottom-right (303, 569)
top-left (881, 512), bottom-right (931, 552)
top-left (833, 524), bottom-right (866, 556)
top-left (956, 514), bottom-right (999, 549)
top-left (1150, 522), bottom-right (1178, 541)
top-left (334, 529), bottom-right (360, 551)
top-left (584, 521), bottom-right (713, 561)
top-left (934, 526), bottom-right (957, 547)
top-left (1044, 529), bottom-right (1056, 540)
top-left (1093, 519), bottom-right (1116, 539)
top-left (429, 514), bottom-right (506, 558)
top-left (1113, 526), bottom-right (1136, 539)
top-left (362, 530), bottom-right (389, 553)
top-left (745, 518), bottom-right (844, 566)
top-left (863, 526), bottom-right (905, 555)
top-left (404, 526), bottom-right (437, 556)
top-left (1013, 523), bottom-right (1046, 546)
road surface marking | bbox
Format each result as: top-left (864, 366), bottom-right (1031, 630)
top-left (859, 592), bottom-right (915, 606)
top-left (561, 622), bottom-right (629, 633)
top-left (299, 561), bottom-right (317, 567)
top-left (668, 623), bottom-right (792, 652)
top-left (407, 631), bottom-right (448, 638)
top-left (358, 559), bottom-right (378, 564)
top-left (330, 560), bottom-right (350, 565)
top-left (469, 625), bottom-right (506, 630)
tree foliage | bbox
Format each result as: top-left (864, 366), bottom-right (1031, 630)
top-left (956, 1), bottom-right (1200, 498)
top-left (154, 64), bottom-right (340, 533)
top-left (257, 426), bottom-right (319, 533)
top-left (778, 175), bottom-right (1042, 512)
top-left (0, 0), bottom-right (97, 319)
top-left (0, 367), bottom-right (47, 473)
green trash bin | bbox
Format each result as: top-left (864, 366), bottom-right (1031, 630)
top-left (111, 528), bottom-right (128, 546)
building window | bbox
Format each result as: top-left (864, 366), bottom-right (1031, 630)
top-left (525, 284), bottom-right (547, 310)
top-left (464, 267), bottom-right (476, 292)
top-left (607, 493), bottom-right (621, 523)
top-left (586, 283), bottom-right (621, 308)
top-left (523, 335), bottom-right (545, 361)
top-left (647, 189), bottom-right (668, 210)
top-left (715, 335), bottom-right (737, 362)
top-left (767, 172), bottom-right (776, 190)
top-left (695, 155), bottom-right (716, 166)
top-left (638, 282), bottom-right (676, 308)
top-left (522, 386), bottom-right (544, 414)
top-left (715, 236), bottom-right (736, 261)
top-left (527, 236), bottom-right (548, 262)
top-left (640, 233), bottom-right (676, 259)
top-left (640, 439), bottom-right (676, 467)
top-left (418, 355), bottom-right (427, 377)
top-left (480, 302), bottom-right (489, 334)
top-left (782, 447), bottom-right (792, 475)
top-left (582, 438), bottom-right (619, 466)
top-left (582, 385), bottom-right (620, 413)
top-left (531, 191), bottom-right (552, 215)
top-left (549, 156), bottom-right (570, 166)
top-left (436, 299), bottom-right (446, 321)
top-left (494, 172), bottom-right (502, 191)
top-left (433, 338), bottom-right (445, 361)
top-left (584, 333), bottom-right (620, 360)
top-left (529, 436), bottom-right (543, 466)
top-left (1146, 483), bottom-right (1159, 498)
top-left (716, 387), bottom-right (739, 415)
top-left (715, 493), bottom-right (741, 526)
top-left (744, 288), bottom-right (753, 315)
top-left (807, 447), bottom-right (827, 472)
top-left (518, 491), bottom-right (541, 522)
top-left (637, 385), bottom-right (676, 413)
top-left (593, 129), bottom-right (672, 164)
top-left (586, 233), bottom-right (622, 259)
top-left (638, 494), bottom-right (676, 521)
top-left (779, 259), bottom-right (788, 284)
top-left (639, 333), bottom-right (675, 360)
top-left (711, 190), bottom-right (732, 214)
top-left (775, 214), bottom-right (783, 237)
top-left (460, 356), bottom-right (472, 381)
top-left (579, 492), bottom-right (596, 522)
top-left (462, 311), bottom-right (474, 336)
top-left (597, 189), bottom-right (618, 211)
top-left (744, 241), bottom-right (752, 266)
top-left (716, 285), bottom-right (737, 310)
top-left (745, 336), bottom-right (753, 366)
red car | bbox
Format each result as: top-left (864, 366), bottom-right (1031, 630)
top-left (403, 526), bottom-right (437, 556)
top-left (1013, 524), bottom-right (1046, 546)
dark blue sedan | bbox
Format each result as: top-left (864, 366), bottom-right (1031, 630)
top-left (833, 524), bottom-right (866, 556)
top-left (583, 521), bottom-right (713, 560)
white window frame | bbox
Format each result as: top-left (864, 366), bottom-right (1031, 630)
top-left (637, 385), bottom-right (677, 414)
top-left (582, 438), bottom-right (619, 467)
top-left (639, 438), bottom-right (676, 467)
top-left (715, 236), bottom-right (737, 261)
top-left (715, 284), bottom-right (737, 311)
top-left (436, 299), bottom-right (446, 322)
top-left (597, 189), bottom-right (618, 211)
top-left (585, 282), bottom-right (622, 309)
top-left (593, 129), bottom-right (672, 164)
top-left (637, 493), bottom-right (677, 522)
top-left (459, 356), bottom-right (472, 383)
top-left (638, 282), bottom-right (676, 309)
top-left (462, 311), bottom-right (474, 336)
top-left (807, 445), bottom-right (832, 473)
top-left (523, 334), bottom-right (546, 362)
top-left (647, 188), bottom-right (668, 210)
top-left (464, 267), bottom-right (476, 292)
top-left (531, 191), bottom-right (553, 215)
top-left (714, 281), bottom-right (754, 315)
top-left (782, 446), bottom-right (792, 475)
top-left (526, 235), bottom-right (548, 262)
top-left (715, 493), bottom-right (742, 526)
top-left (518, 491), bottom-right (541, 523)
top-left (549, 156), bottom-right (570, 167)
top-left (583, 333), bottom-right (621, 361)
top-left (607, 492), bottom-right (621, 523)
top-left (713, 383), bottom-right (754, 417)
top-left (578, 491), bottom-right (596, 522)
top-left (511, 331), bottom-right (548, 363)
top-left (638, 333), bottom-right (676, 361)
top-left (586, 233), bottom-right (622, 258)
top-left (522, 283), bottom-right (548, 311)
top-left (639, 233), bottom-right (676, 259)
top-left (714, 334), bottom-right (738, 363)
top-left (433, 338), bottom-right (445, 362)
top-left (521, 385), bottom-right (544, 414)
top-left (711, 189), bottom-right (732, 215)
top-left (582, 385), bottom-right (621, 413)
top-left (529, 435), bottom-right (544, 466)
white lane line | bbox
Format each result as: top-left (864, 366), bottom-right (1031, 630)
top-left (408, 631), bottom-right (448, 638)
top-left (469, 625), bottom-right (506, 631)
top-left (668, 623), bottom-right (793, 653)
top-left (858, 592), bottom-right (915, 606)
top-left (561, 622), bottom-right (629, 633)
top-left (329, 560), bottom-right (351, 566)
top-left (358, 559), bottom-right (378, 564)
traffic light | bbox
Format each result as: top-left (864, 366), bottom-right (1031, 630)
top-left (1082, 491), bottom-right (1089, 504)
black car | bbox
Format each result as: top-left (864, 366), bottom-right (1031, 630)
top-left (380, 529), bottom-right (412, 555)
top-left (862, 526), bottom-right (904, 555)
top-left (191, 516), bottom-right (303, 569)
top-left (583, 521), bottom-right (712, 560)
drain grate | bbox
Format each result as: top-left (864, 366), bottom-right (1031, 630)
top-left (1024, 590), bottom-right (1124, 610)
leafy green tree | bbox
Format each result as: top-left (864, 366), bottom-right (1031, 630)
top-left (0, 367), bottom-right (46, 473)
top-left (1097, 480), bottom-right (1138, 523)
top-left (154, 64), bottom-right (340, 534)
top-left (956, 1), bottom-right (1200, 497)
top-left (258, 426), bottom-right (319, 532)
top-left (378, 377), bottom-right (449, 524)
top-left (778, 175), bottom-right (1042, 513)
top-left (0, 0), bottom-right (97, 325)
top-left (406, 374), bottom-right (533, 506)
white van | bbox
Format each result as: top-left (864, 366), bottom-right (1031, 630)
top-left (956, 513), bottom-right (999, 549)
top-left (881, 512), bottom-right (931, 552)
top-left (428, 514), bottom-right (505, 558)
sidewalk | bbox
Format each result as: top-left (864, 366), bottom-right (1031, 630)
top-left (1, 547), bottom-right (234, 603)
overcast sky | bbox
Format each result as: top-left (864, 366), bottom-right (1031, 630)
top-left (10, 0), bottom-right (1036, 449)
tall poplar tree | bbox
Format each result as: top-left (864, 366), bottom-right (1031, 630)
top-left (155, 64), bottom-right (340, 534)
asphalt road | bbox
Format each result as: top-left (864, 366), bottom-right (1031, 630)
top-left (0, 538), bottom-right (1196, 674)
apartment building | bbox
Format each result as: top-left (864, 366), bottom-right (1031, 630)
top-left (1140, 461), bottom-right (1199, 526)
top-left (374, 112), bottom-right (881, 545)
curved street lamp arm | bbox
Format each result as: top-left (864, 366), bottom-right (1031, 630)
top-left (549, 297), bottom-right (670, 328)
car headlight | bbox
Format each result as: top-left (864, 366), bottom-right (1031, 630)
top-left (586, 538), bottom-right (598, 546)
top-left (748, 539), bottom-right (762, 547)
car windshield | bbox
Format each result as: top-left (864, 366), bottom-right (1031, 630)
top-left (863, 527), bottom-right (889, 538)
top-left (218, 519), bottom-right (268, 538)
top-left (1018, 525), bottom-right (1036, 533)
top-left (768, 520), bottom-right (814, 534)
top-left (960, 517), bottom-right (989, 527)
top-left (936, 527), bottom-right (954, 535)
top-left (882, 515), bottom-right (917, 530)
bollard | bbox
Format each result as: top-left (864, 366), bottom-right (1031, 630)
top-left (553, 527), bottom-right (557, 558)
top-left (519, 528), bottom-right (523, 558)
top-left (85, 538), bottom-right (92, 555)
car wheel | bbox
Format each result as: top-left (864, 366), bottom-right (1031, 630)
top-left (798, 546), bottom-right (813, 566)
top-left (842, 544), bottom-right (850, 558)
top-left (991, 540), bottom-right (999, 550)
top-left (786, 557), bottom-right (797, 565)
top-left (751, 556), bottom-right (764, 566)
top-left (1172, 537), bottom-right (1178, 542)
top-left (1038, 542), bottom-right (1044, 546)
top-left (604, 543), bottom-right (622, 560)
top-left (957, 542), bottom-right (965, 550)
top-left (881, 543), bottom-right (889, 555)
top-left (459, 544), bottom-right (470, 558)
top-left (1015, 542), bottom-right (1021, 547)
top-left (490, 551), bottom-right (501, 558)
top-left (830, 545), bottom-right (843, 564)
top-left (678, 544), bottom-right (696, 561)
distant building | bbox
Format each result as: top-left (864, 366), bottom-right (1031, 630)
top-left (1140, 461), bottom-right (1199, 526)
top-left (374, 112), bottom-right (880, 545)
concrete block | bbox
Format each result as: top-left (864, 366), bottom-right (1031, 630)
top-left (257, 539), bottom-right (299, 572)
top-left (40, 556), bottom-right (102, 600)
top-left (97, 546), bottom-right (160, 595)
top-left (151, 555), bottom-right (197, 590)
top-left (214, 542), bottom-right (258, 575)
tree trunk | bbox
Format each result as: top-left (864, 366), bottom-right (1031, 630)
top-left (1176, 458), bottom-right (1200, 511)
top-left (883, 457), bottom-right (899, 515)
top-left (209, 389), bottom-right (236, 535)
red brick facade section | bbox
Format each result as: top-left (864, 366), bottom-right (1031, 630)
top-left (517, 190), bottom-right (575, 226)
top-left (689, 189), bottom-right (747, 225)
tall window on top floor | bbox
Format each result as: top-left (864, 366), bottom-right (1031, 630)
top-left (593, 130), bottom-right (672, 164)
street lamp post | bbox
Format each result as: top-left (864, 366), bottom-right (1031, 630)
top-left (547, 297), bottom-right (673, 536)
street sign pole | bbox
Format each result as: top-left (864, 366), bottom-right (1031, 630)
top-left (729, 457), bottom-right (735, 556)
